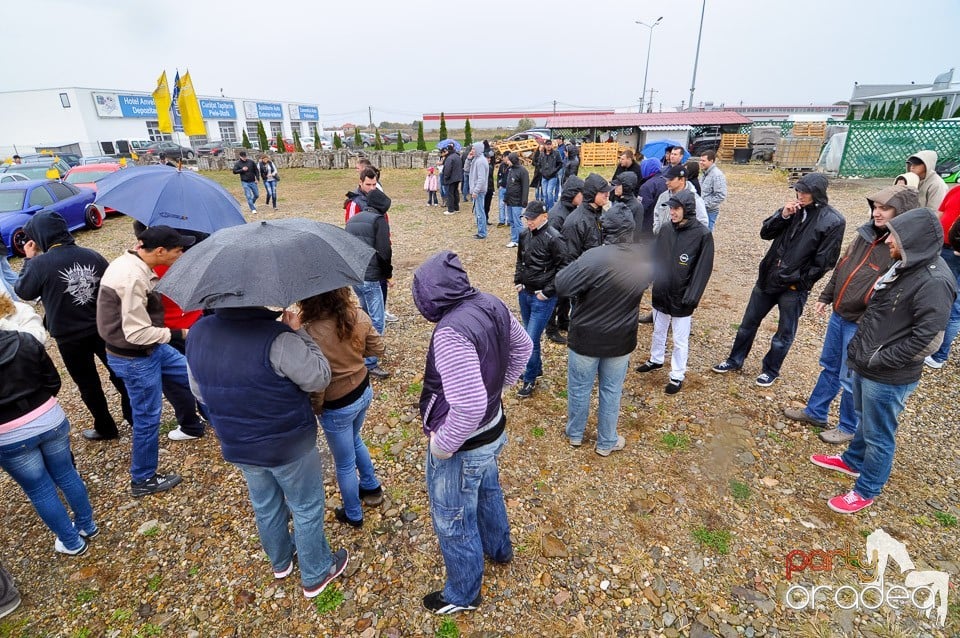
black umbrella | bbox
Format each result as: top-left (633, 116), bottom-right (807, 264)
top-left (155, 218), bottom-right (374, 310)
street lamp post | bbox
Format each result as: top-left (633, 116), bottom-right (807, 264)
top-left (688, 0), bottom-right (706, 111)
top-left (635, 16), bottom-right (663, 113)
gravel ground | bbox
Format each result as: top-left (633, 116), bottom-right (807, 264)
top-left (1, 164), bottom-right (958, 638)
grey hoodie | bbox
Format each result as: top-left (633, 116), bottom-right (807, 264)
top-left (907, 150), bottom-right (948, 210)
top-left (468, 142), bottom-right (489, 196)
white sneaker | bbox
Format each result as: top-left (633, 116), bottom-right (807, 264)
top-left (384, 310), bottom-right (399, 323)
top-left (443, 211), bottom-right (457, 216)
top-left (505, 241), bottom-right (518, 248)
top-left (924, 355), bottom-right (945, 369)
top-left (167, 427), bottom-right (200, 441)
top-left (55, 537), bottom-right (88, 556)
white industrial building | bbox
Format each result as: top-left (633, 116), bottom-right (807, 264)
top-left (0, 87), bottom-right (325, 158)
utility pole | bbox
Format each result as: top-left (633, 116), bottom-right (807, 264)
top-left (635, 17), bottom-right (663, 113)
top-left (368, 106), bottom-right (373, 128)
top-left (553, 100), bottom-right (557, 115)
top-left (688, 0), bottom-right (706, 111)
top-left (646, 88), bottom-right (658, 113)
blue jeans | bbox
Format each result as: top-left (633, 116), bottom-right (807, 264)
top-left (507, 206), bottom-right (524, 243)
top-left (426, 431), bottom-right (511, 606)
top-left (842, 373), bottom-right (917, 499)
top-left (565, 349), bottom-right (630, 450)
top-left (462, 173), bottom-right (470, 200)
top-left (727, 286), bottom-right (808, 377)
top-left (263, 179), bottom-right (277, 205)
top-left (352, 281), bottom-right (384, 369)
top-left (0, 418), bottom-right (94, 550)
top-left (707, 209), bottom-right (719, 231)
top-left (541, 176), bottom-right (559, 211)
top-left (497, 187), bottom-right (507, 224)
top-left (320, 385), bottom-right (379, 521)
top-left (805, 313), bottom-right (860, 434)
top-left (518, 291), bottom-right (557, 383)
top-left (1, 255), bottom-right (18, 299)
top-left (931, 248), bottom-right (960, 364)
top-left (107, 344), bottom-right (192, 482)
top-left (241, 181), bottom-right (259, 211)
top-left (473, 193), bottom-right (488, 237)
top-left (235, 447), bottom-right (335, 588)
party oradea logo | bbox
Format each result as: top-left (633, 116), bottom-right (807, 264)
top-left (784, 528), bottom-right (950, 626)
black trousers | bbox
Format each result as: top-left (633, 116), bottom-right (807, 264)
top-left (484, 186), bottom-right (493, 221)
top-left (58, 333), bottom-right (131, 437)
top-left (547, 296), bottom-right (571, 332)
top-left (446, 182), bottom-right (460, 212)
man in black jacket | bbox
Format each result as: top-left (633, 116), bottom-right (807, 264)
top-left (545, 176), bottom-right (584, 345)
top-left (16, 211), bottom-right (132, 441)
top-left (810, 208), bottom-right (955, 514)
top-left (612, 150), bottom-right (643, 184)
top-left (442, 143), bottom-right (463, 214)
top-left (713, 173), bottom-right (845, 386)
top-left (610, 172), bottom-right (645, 244)
top-left (562, 173), bottom-right (611, 260)
top-left (495, 154), bottom-right (510, 227)
top-left (345, 189), bottom-right (393, 379)
top-left (502, 152), bottom-right (529, 248)
top-left (536, 140), bottom-right (563, 211)
top-left (555, 203), bottom-right (649, 455)
top-left (232, 150), bottom-right (260, 213)
top-left (514, 201), bottom-right (567, 398)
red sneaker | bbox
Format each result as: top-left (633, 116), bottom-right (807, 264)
top-left (828, 490), bottom-right (874, 514)
top-left (809, 454), bottom-right (860, 478)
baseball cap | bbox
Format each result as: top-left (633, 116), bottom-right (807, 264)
top-left (138, 225), bottom-right (196, 250)
top-left (663, 165), bottom-right (686, 180)
top-left (524, 201), bottom-right (548, 219)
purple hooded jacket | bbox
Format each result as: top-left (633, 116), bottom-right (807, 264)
top-left (639, 158), bottom-right (667, 235)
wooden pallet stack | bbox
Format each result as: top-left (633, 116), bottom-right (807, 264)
top-left (774, 137), bottom-right (824, 183)
top-left (580, 142), bottom-right (631, 166)
top-left (493, 138), bottom-right (539, 164)
top-left (791, 122), bottom-right (827, 140)
top-left (717, 133), bottom-right (750, 162)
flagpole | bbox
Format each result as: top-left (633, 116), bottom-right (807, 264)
top-left (172, 68), bottom-right (181, 170)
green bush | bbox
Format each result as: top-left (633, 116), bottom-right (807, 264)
top-left (439, 112), bottom-right (447, 140)
top-left (374, 129), bottom-right (383, 150)
top-left (241, 130), bottom-right (252, 148)
top-left (416, 121), bottom-right (426, 151)
top-left (464, 119), bottom-right (473, 145)
top-left (396, 130), bottom-right (405, 151)
top-left (275, 133), bottom-right (285, 153)
top-left (293, 131), bottom-right (304, 152)
top-left (314, 129), bottom-right (322, 151)
top-left (354, 127), bottom-right (362, 146)
top-left (333, 133), bottom-right (342, 149)
top-left (256, 121), bottom-right (269, 152)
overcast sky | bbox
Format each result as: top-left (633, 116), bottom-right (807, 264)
top-left (2, 0), bottom-right (958, 126)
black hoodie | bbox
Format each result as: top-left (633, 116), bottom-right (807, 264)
top-left (548, 175), bottom-right (584, 231)
top-left (503, 154), bottom-right (529, 207)
top-left (345, 190), bottom-right (393, 281)
top-left (612, 172), bottom-right (645, 243)
top-left (756, 173), bottom-right (845, 293)
top-left (0, 329), bottom-right (61, 424)
top-left (651, 190), bottom-right (715, 317)
top-left (15, 211), bottom-right (110, 343)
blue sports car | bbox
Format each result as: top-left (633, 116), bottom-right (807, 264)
top-left (0, 179), bottom-right (103, 256)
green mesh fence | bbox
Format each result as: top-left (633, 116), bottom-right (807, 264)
top-left (837, 121), bottom-right (960, 177)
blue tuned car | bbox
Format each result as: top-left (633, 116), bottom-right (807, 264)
top-left (0, 179), bottom-right (103, 256)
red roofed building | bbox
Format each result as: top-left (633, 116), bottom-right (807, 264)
top-left (421, 110), bottom-right (614, 129)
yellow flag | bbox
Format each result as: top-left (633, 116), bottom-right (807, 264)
top-left (177, 71), bottom-right (206, 137)
top-left (152, 71), bottom-right (173, 134)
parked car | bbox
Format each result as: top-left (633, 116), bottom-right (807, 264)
top-left (20, 153), bottom-right (82, 167)
top-left (344, 132), bottom-right (375, 149)
top-left (79, 156), bottom-right (121, 165)
top-left (381, 132), bottom-right (411, 145)
top-left (505, 130), bottom-right (551, 143)
top-left (936, 156), bottom-right (959, 184)
top-left (197, 140), bottom-right (242, 156)
top-left (1, 158), bottom-right (70, 179)
top-left (140, 141), bottom-right (196, 160)
top-left (0, 179), bottom-right (103, 256)
top-left (63, 163), bottom-right (124, 215)
top-left (0, 173), bottom-right (28, 184)
top-left (268, 139), bottom-right (296, 153)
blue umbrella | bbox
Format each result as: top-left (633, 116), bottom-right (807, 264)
top-left (641, 139), bottom-right (689, 165)
top-left (94, 165), bottom-right (246, 234)
top-left (436, 139), bottom-right (461, 152)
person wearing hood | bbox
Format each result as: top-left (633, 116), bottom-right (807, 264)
top-left (810, 207), bottom-right (956, 514)
top-left (894, 171), bottom-right (919, 190)
top-left (635, 190), bottom-right (714, 394)
top-left (502, 152), bottom-right (529, 247)
top-left (186, 304), bottom-right (348, 597)
top-left (925, 183), bottom-right (960, 369)
top-left (563, 143), bottom-right (580, 182)
top-left (562, 173), bottom-right (612, 260)
top-left (610, 172), bottom-right (645, 243)
top-left (345, 188), bottom-right (393, 379)
top-left (442, 143), bottom-right (463, 214)
top-left (412, 251), bottom-right (532, 614)
top-left (699, 150), bottom-right (728, 231)
top-left (15, 211), bottom-right (131, 441)
top-left (783, 185), bottom-right (919, 444)
top-left (652, 165), bottom-right (709, 234)
top-left (0, 300), bottom-right (98, 557)
top-left (536, 139), bottom-right (563, 210)
top-left (612, 150), bottom-right (643, 184)
top-left (638, 157), bottom-right (667, 236)
top-left (468, 143), bottom-right (490, 239)
top-left (555, 204), bottom-right (650, 455)
top-left (545, 175), bottom-right (584, 344)
top-left (906, 150), bottom-right (948, 210)
top-left (713, 173), bottom-right (845, 387)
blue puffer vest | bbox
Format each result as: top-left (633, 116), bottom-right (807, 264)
top-left (419, 291), bottom-right (511, 435)
top-left (186, 308), bottom-right (317, 467)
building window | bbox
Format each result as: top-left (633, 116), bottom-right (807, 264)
top-left (246, 122), bottom-right (260, 144)
top-left (290, 121), bottom-right (302, 139)
top-left (59, 92), bottom-right (70, 108)
top-left (219, 121), bottom-right (237, 142)
top-left (146, 121), bottom-right (171, 142)
top-left (307, 122), bottom-right (319, 138)
top-left (269, 121), bottom-right (283, 139)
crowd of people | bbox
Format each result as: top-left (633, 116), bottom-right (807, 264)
top-left (0, 143), bottom-right (957, 619)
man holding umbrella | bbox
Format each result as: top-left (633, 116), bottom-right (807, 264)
top-left (97, 226), bottom-right (198, 497)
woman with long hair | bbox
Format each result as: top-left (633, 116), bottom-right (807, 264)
top-left (299, 287), bottom-right (385, 527)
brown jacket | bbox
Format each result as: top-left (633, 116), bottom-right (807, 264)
top-left (304, 307), bottom-right (384, 411)
top-left (97, 251), bottom-right (173, 356)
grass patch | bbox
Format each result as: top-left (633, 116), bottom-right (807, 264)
top-left (313, 586), bottom-right (344, 615)
top-left (532, 426), bottom-right (545, 438)
top-left (659, 432), bottom-right (690, 451)
top-left (729, 479), bottom-right (750, 502)
top-left (159, 418), bottom-right (178, 436)
top-left (692, 526), bottom-right (731, 554)
top-left (406, 381), bottom-right (423, 395)
top-left (188, 566), bottom-right (199, 577)
top-left (133, 624), bottom-right (162, 638)
top-left (436, 618), bottom-right (460, 638)
top-left (0, 617), bottom-right (30, 638)
top-left (72, 629), bottom-right (92, 638)
top-left (934, 511), bottom-right (958, 527)
top-left (75, 588), bottom-right (97, 604)
top-left (146, 574), bottom-right (162, 592)
top-left (111, 609), bottom-right (133, 622)
top-left (556, 389), bottom-right (567, 399)
top-left (141, 525), bottom-right (160, 537)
